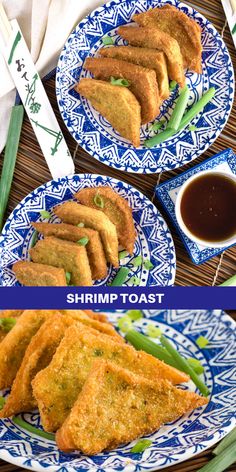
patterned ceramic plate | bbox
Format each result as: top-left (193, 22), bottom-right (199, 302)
top-left (0, 174), bottom-right (176, 287)
top-left (0, 309), bottom-right (235, 471)
top-left (56, 0), bottom-right (234, 174)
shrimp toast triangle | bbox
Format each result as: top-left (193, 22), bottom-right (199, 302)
top-left (54, 201), bottom-right (119, 267)
top-left (32, 326), bottom-right (189, 432)
top-left (0, 310), bottom-right (52, 389)
top-left (133, 5), bottom-right (202, 73)
top-left (32, 222), bottom-right (107, 280)
top-left (13, 260), bottom-right (67, 286)
top-left (76, 78), bottom-right (141, 147)
top-left (56, 360), bottom-right (207, 454)
top-left (100, 46), bottom-right (169, 100)
top-left (0, 313), bottom-right (74, 417)
top-left (84, 57), bottom-right (160, 124)
top-left (30, 237), bottom-right (92, 286)
top-left (75, 186), bottom-right (136, 254)
top-left (118, 26), bottom-right (185, 87)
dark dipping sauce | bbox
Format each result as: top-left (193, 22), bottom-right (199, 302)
top-left (180, 173), bottom-right (236, 243)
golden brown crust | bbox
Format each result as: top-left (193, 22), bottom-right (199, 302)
top-left (32, 222), bottom-right (107, 280)
top-left (100, 46), bottom-right (169, 101)
top-left (133, 6), bottom-right (202, 73)
top-left (76, 78), bottom-right (141, 146)
top-left (13, 260), bottom-right (67, 286)
top-left (30, 237), bottom-right (92, 286)
top-left (75, 186), bottom-right (136, 254)
top-left (0, 311), bottom-right (23, 342)
top-left (83, 310), bottom-right (108, 323)
top-left (84, 57), bottom-right (160, 124)
top-left (118, 26), bottom-right (185, 87)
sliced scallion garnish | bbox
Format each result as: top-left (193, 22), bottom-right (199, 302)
top-left (0, 397), bottom-right (5, 409)
top-left (169, 80), bottom-right (177, 90)
top-left (119, 250), bottom-right (129, 260)
top-left (65, 272), bottom-right (71, 285)
top-left (13, 416), bottom-right (55, 441)
top-left (129, 276), bottom-right (141, 286)
top-left (102, 36), bottom-right (114, 45)
top-left (0, 317), bottom-right (17, 332)
top-left (110, 267), bottom-right (129, 286)
top-left (131, 439), bottom-right (152, 453)
top-left (77, 222), bottom-right (85, 228)
top-left (132, 255), bottom-right (143, 267)
top-left (117, 315), bottom-right (132, 333)
top-left (196, 336), bottom-right (209, 349)
top-left (94, 192), bottom-right (104, 209)
top-left (146, 324), bottom-right (161, 338)
top-left (167, 85), bottom-right (190, 131)
top-left (144, 260), bottom-right (154, 270)
top-left (39, 210), bottom-right (51, 219)
top-left (127, 310), bottom-right (143, 321)
top-left (110, 76), bottom-right (130, 87)
top-left (77, 237), bottom-right (89, 246)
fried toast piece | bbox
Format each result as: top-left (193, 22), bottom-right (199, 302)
top-left (75, 186), bottom-right (136, 254)
top-left (0, 311), bottom-right (23, 342)
top-left (54, 201), bottom-right (119, 267)
top-left (56, 360), bottom-right (207, 453)
top-left (0, 313), bottom-right (74, 417)
top-left (133, 5), bottom-right (202, 73)
top-left (13, 260), bottom-right (67, 286)
top-left (0, 310), bottom-right (52, 389)
top-left (100, 46), bottom-right (169, 100)
top-left (32, 223), bottom-right (107, 280)
top-left (83, 310), bottom-right (108, 323)
top-left (84, 57), bottom-right (160, 124)
top-left (32, 327), bottom-right (189, 432)
top-left (76, 78), bottom-right (141, 147)
top-left (118, 26), bottom-right (185, 87)
top-left (30, 237), bottom-right (92, 286)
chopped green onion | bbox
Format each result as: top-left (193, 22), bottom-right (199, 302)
top-left (187, 357), bottom-right (204, 375)
top-left (110, 76), bottom-right (130, 87)
top-left (196, 336), bottom-right (209, 349)
top-left (111, 267), bottom-right (129, 286)
top-left (0, 317), bottom-right (17, 332)
top-left (77, 222), bottom-right (85, 228)
top-left (146, 324), bottom-right (161, 338)
top-left (94, 192), bottom-right (104, 209)
top-left (125, 330), bottom-right (179, 368)
top-left (77, 237), bottom-right (89, 246)
top-left (132, 255), bottom-right (143, 267)
top-left (0, 105), bottom-right (24, 232)
top-left (144, 260), bottom-right (154, 270)
top-left (144, 128), bottom-right (175, 147)
top-left (169, 80), bottom-right (177, 90)
top-left (129, 276), bottom-right (141, 286)
top-left (213, 428), bottom-right (236, 456)
top-left (167, 85), bottom-right (190, 131)
top-left (150, 120), bottom-right (166, 131)
top-left (0, 397), bottom-right (5, 409)
top-left (119, 250), bottom-right (129, 260)
top-left (219, 275), bottom-right (236, 286)
top-left (179, 87), bottom-right (215, 130)
top-left (160, 334), bottom-right (210, 397)
top-left (65, 272), bottom-right (71, 285)
top-left (131, 439), bottom-right (152, 453)
top-left (40, 210), bottom-right (51, 219)
top-left (13, 416), bottom-right (55, 441)
top-left (196, 441), bottom-right (236, 472)
top-left (30, 231), bottom-right (38, 248)
top-left (117, 315), bottom-right (133, 333)
top-left (188, 125), bottom-right (198, 131)
top-left (102, 36), bottom-right (114, 45)
top-left (127, 310), bottom-right (143, 321)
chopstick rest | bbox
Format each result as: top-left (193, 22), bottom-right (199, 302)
top-left (0, 9), bottom-right (75, 179)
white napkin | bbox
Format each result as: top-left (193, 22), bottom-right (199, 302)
top-left (0, 0), bottom-right (106, 154)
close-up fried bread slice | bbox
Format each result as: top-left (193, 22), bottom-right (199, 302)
top-left (76, 78), bottom-right (141, 147)
top-left (13, 260), bottom-right (67, 286)
top-left (100, 46), bottom-right (169, 100)
top-left (54, 201), bottom-right (119, 267)
top-left (56, 360), bottom-right (207, 454)
top-left (32, 222), bottom-right (107, 280)
top-left (0, 310), bottom-right (52, 389)
top-left (133, 5), bottom-right (202, 73)
top-left (118, 26), bottom-right (185, 87)
top-left (75, 186), bottom-right (136, 254)
top-left (84, 57), bottom-right (160, 124)
top-left (83, 310), bottom-right (108, 323)
top-left (0, 312), bottom-right (74, 418)
top-left (32, 326), bottom-right (189, 432)
top-left (30, 237), bottom-right (92, 286)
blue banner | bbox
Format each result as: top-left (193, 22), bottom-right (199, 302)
top-left (0, 286), bottom-right (235, 309)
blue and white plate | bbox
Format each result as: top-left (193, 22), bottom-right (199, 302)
top-left (0, 174), bottom-right (176, 287)
top-left (56, 0), bottom-right (234, 174)
top-left (156, 148), bottom-right (236, 265)
top-left (0, 309), bottom-right (235, 471)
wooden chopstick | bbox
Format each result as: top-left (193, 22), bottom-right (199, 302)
top-left (0, 2), bottom-right (12, 43)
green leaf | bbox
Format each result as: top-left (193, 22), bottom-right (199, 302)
top-left (129, 276), bottom-right (141, 286)
top-left (102, 36), bottom-right (114, 45)
top-left (110, 76), bottom-right (130, 87)
top-left (65, 272), bottom-right (71, 285)
top-left (119, 250), bottom-right (129, 260)
top-left (144, 260), bottom-right (154, 270)
top-left (94, 192), bottom-right (104, 209)
top-left (77, 237), bottom-right (89, 246)
top-left (0, 317), bottom-right (17, 332)
top-left (146, 324), bottom-right (161, 338)
top-left (132, 255), bottom-right (143, 267)
top-left (77, 222), bottom-right (85, 228)
top-left (40, 210), bottom-right (51, 219)
top-left (127, 310), bottom-right (143, 321)
top-left (131, 439), bottom-right (152, 453)
top-left (0, 397), bottom-right (5, 409)
top-left (196, 336), bottom-right (209, 349)
top-left (117, 315), bottom-right (133, 333)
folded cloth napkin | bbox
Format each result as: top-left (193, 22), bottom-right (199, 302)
top-left (0, 0), bottom-right (107, 154)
